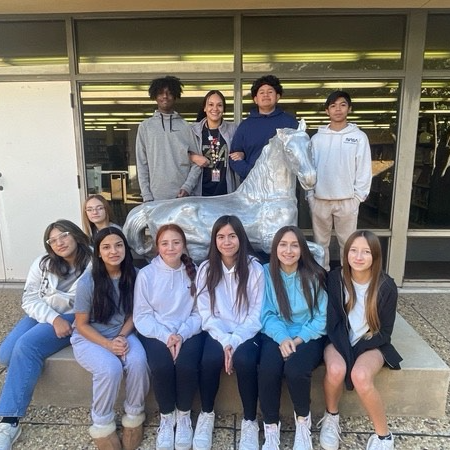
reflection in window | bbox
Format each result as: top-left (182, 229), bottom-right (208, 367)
top-left (0, 21), bottom-right (68, 74)
top-left (242, 15), bottom-right (405, 72)
top-left (424, 14), bottom-right (450, 70)
top-left (410, 80), bottom-right (450, 228)
top-left (405, 238), bottom-right (450, 280)
top-left (76, 18), bottom-right (234, 73)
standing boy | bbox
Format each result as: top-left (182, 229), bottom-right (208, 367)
top-left (136, 76), bottom-right (201, 202)
top-left (308, 91), bottom-right (372, 270)
top-left (230, 75), bottom-right (298, 180)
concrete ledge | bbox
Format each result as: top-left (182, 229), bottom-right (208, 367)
top-left (32, 314), bottom-right (450, 418)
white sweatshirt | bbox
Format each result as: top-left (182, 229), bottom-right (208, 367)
top-left (196, 257), bottom-right (264, 350)
top-left (133, 254), bottom-right (201, 344)
top-left (310, 123), bottom-right (372, 202)
top-left (22, 255), bottom-right (86, 324)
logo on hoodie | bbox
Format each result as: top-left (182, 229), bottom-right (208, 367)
top-left (344, 137), bottom-right (359, 145)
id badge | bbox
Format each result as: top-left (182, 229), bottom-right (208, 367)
top-left (212, 169), bottom-right (220, 182)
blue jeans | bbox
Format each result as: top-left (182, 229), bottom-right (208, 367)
top-left (0, 314), bottom-right (74, 417)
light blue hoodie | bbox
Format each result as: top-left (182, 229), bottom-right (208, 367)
top-left (261, 264), bottom-right (327, 344)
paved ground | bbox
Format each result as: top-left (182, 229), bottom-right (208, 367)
top-left (0, 285), bottom-right (449, 449)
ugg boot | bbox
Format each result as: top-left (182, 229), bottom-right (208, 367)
top-left (89, 421), bottom-right (122, 450)
top-left (121, 412), bottom-right (145, 450)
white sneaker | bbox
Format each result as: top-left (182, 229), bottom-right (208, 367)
top-left (366, 433), bottom-right (395, 450)
top-left (0, 423), bottom-right (21, 450)
top-left (239, 419), bottom-right (259, 450)
top-left (293, 412), bottom-right (312, 450)
top-left (156, 411), bottom-right (176, 450)
top-left (262, 422), bottom-right (280, 450)
top-left (175, 410), bottom-right (193, 450)
top-left (192, 411), bottom-right (215, 450)
top-left (318, 412), bottom-right (341, 450)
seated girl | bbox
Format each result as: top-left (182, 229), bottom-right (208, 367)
top-left (319, 230), bottom-right (402, 450)
top-left (82, 194), bottom-right (120, 242)
top-left (195, 215), bottom-right (264, 450)
top-left (134, 224), bottom-right (202, 450)
top-left (71, 227), bottom-right (149, 450)
top-left (0, 220), bottom-right (92, 450)
top-left (259, 226), bottom-right (327, 450)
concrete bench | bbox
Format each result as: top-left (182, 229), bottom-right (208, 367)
top-left (32, 314), bottom-right (450, 418)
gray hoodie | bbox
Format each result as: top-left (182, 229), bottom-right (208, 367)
top-left (136, 110), bottom-right (201, 202)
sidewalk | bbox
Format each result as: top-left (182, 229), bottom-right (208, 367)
top-left (0, 286), bottom-right (449, 449)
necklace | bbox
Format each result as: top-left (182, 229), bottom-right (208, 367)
top-left (205, 123), bottom-right (224, 182)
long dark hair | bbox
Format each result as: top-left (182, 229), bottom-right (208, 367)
top-left (269, 226), bottom-right (326, 322)
top-left (41, 220), bottom-right (92, 278)
top-left (196, 90), bottom-right (227, 122)
top-left (342, 230), bottom-right (382, 335)
top-left (92, 227), bottom-right (136, 324)
top-left (201, 215), bottom-right (256, 315)
top-left (155, 223), bottom-right (197, 296)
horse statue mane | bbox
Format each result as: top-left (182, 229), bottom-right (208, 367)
top-left (123, 120), bottom-right (324, 265)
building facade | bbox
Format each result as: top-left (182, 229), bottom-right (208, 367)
top-left (1, 2), bottom-right (450, 285)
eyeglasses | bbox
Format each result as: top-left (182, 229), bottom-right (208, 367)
top-left (85, 206), bottom-right (105, 213)
top-left (46, 231), bottom-right (70, 246)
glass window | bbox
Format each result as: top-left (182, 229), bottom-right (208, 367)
top-left (0, 21), bottom-right (68, 74)
top-left (241, 79), bottom-right (400, 231)
top-left (405, 237), bottom-right (450, 280)
top-left (76, 18), bottom-right (234, 73)
top-left (242, 15), bottom-right (405, 72)
top-left (410, 80), bottom-right (450, 229)
top-left (80, 81), bottom-right (235, 223)
top-left (424, 14), bottom-right (450, 70)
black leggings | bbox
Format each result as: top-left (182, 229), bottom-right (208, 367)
top-left (258, 333), bottom-right (325, 423)
top-left (139, 332), bottom-right (205, 414)
top-left (199, 332), bottom-right (261, 421)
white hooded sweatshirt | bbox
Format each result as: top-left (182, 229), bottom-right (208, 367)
top-left (310, 123), bottom-right (372, 202)
top-left (196, 257), bottom-right (264, 350)
top-left (133, 254), bottom-right (201, 344)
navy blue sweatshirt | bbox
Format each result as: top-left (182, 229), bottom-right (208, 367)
top-left (230, 106), bottom-right (298, 179)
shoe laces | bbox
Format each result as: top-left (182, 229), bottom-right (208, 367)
top-left (157, 415), bottom-right (174, 444)
top-left (263, 424), bottom-right (280, 449)
top-left (317, 413), bottom-right (342, 441)
top-left (197, 413), bottom-right (214, 435)
top-left (0, 423), bottom-right (14, 441)
top-left (240, 420), bottom-right (258, 445)
top-left (176, 414), bottom-right (192, 441)
top-left (294, 418), bottom-right (312, 449)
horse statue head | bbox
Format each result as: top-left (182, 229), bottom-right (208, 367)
top-left (277, 119), bottom-right (316, 191)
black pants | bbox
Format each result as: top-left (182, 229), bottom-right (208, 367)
top-left (199, 332), bottom-right (261, 421)
top-left (258, 333), bottom-right (325, 423)
top-left (139, 331), bottom-right (205, 414)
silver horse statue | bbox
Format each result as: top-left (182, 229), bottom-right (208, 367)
top-left (124, 120), bottom-right (324, 265)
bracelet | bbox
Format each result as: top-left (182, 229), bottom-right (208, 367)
top-left (117, 334), bottom-right (126, 338)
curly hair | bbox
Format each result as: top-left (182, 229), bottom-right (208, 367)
top-left (148, 76), bottom-right (184, 100)
top-left (251, 75), bottom-right (284, 98)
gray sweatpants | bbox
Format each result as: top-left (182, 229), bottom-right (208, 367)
top-left (72, 333), bottom-right (150, 425)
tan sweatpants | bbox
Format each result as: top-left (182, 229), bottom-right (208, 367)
top-left (308, 197), bottom-right (360, 271)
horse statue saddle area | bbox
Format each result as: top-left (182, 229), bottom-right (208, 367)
top-left (124, 119), bottom-right (325, 266)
